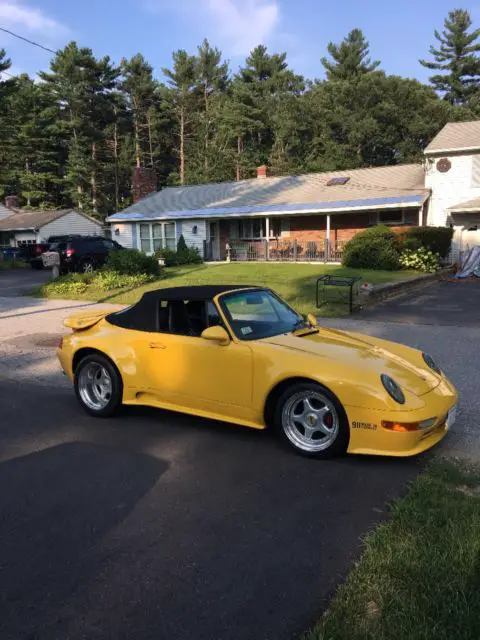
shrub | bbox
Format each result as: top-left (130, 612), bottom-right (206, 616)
top-left (155, 245), bottom-right (203, 266)
top-left (92, 270), bottom-right (155, 291)
top-left (400, 247), bottom-right (441, 273)
top-left (342, 225), bottom-right (401, 270)
top-left (177, 234), bottom-right (189, 262)
top-left (156, 247), bottom-right (179, 267)
top-left (41, 273), bottom-right (90, 297)
top-left (105, 248), bottom-right (160, 276)
top-left (404, 226), bottom-right (453, 259)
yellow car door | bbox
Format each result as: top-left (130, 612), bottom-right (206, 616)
top-left (141, 301), bottom-right (254, 423)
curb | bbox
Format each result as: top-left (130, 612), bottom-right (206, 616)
top-left (358, 267), bottom-right (455, 308)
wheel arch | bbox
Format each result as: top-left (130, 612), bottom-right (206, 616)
top-left (73, 347), bottom-right (118, 375)
top-left (264, 376), bottom-right (337, 429)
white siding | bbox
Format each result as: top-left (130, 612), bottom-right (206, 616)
top-left (14, 231), bottom-right (37, 245)
top-left (39, 211), bottom-right (103, 241)
top-left (425, 153), bottom-right (480, 226)
top-left (177, 220), bottom-right (206, 256)
top-left (111, 223), bottom-right (134, 248)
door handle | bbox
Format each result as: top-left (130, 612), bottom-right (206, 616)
top-left (149, 342), bottom-right (166, 349)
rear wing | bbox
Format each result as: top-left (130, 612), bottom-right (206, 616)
top-left (64, 310), bottom-right (110, 330)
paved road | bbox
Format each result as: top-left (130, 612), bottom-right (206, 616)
top-left (0, 272), bottom-right (477, 640)
top-left (0, 267), bottom-right (51, 296)
top-left (359, 279), bottom-right (480, 326)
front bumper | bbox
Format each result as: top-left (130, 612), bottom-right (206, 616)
top-left (346, 377), bottom-right (458, 457)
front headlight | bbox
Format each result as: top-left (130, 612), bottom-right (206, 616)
top-left (423, 352), bottom-right (441, 375)
top-left (381, 374), bottom-right (405, 404)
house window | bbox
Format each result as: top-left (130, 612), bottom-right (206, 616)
top-left (378, 210), bottom-right (403, 225)
top-left (138, 222), bottom-right (177, 253)
top-left (270, 218), bottom-right (282, 238)
top-left (140, 223), bottom-right (151, 252)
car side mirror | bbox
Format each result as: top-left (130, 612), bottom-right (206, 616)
top-left (201, 325), bottom-right (231, 346)
top-left (307, 313), bottom-right (318, 327)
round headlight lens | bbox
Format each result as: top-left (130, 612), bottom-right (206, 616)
top-left (423, 352), bottom-right (441, 375)
top-left (381, 374), bottom-right (405, 404)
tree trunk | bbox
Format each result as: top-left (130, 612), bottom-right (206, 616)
top-left (133, 100), bottom-right (141, 168)
top-left (113, 110), bottom-right (120, 211)
top-left (180, 107), bottom-right (185, 186)
top-left (236, 136), bottom-right (243, 182)
top-left (91, 142), bottom-right (97, 214)
top-left (204, 85), bottom-right (209, 172)
top-left (77, 184), bottom-right (83, 210)
top-left (25, 159), bottom-right (31, 207)
top-left (147, 109), bottom-right (154, 167)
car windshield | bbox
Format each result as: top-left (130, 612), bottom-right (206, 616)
top-left (220, 289), bottom-right (305, 341)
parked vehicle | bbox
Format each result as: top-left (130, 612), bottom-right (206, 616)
top-left (0, 246), bottom-right (27, 262)
top-left (58, 285), bottom-right (458, 459)
top-left (48, 236), bottom-right (123, 273)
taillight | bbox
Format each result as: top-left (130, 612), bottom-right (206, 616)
top-left (66, 248), bottom-right (76, 257)
top-left (35, 246), bottom-right (43, 254)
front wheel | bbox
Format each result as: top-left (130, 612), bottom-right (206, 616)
top-left (274, 382), bottom-right (349, 458)
top-left (74, 354), bottom-right (123, 417)
top-left (79, 259), bottom-right (95, 273)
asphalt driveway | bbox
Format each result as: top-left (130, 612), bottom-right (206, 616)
top-left (0, 267), bottom-right (51, 296)
top-left (0, 279), bottom-right (478, 640)
top-left (359, 279), bottom-right (480, 326)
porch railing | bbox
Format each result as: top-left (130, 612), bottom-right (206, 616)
top-left (220, 239), bottom-right (346, 263)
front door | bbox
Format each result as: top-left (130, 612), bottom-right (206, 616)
top-left (208, 221), bottom-right (220, 261)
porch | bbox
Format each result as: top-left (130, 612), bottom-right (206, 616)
top-left (203, 208), bottom-right (419, 263)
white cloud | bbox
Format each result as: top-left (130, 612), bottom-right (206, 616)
top-left (206, 0), bottom-right (279, 55)
top-left (147, 0), bottom-right (279, 56)
top-left (0, 1), bottom-right (68, 33)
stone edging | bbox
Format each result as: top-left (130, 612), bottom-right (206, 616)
top-left (358, 267), bottom-right (455, 308)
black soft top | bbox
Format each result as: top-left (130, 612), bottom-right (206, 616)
top-left (106, 284), bottom-right (261, 332)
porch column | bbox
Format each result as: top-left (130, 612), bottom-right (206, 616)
top-left (326, 214), bottom-right (331, 262)
top-left (418, 206), bottom-right (423, 227)
top-left (265, 217), bottom-right (270, 260)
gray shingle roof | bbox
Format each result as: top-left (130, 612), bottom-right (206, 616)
top-left (0, 209), bottom-right (72, 231)
top-left (448, 197), bottom-right (480, 212)
top-left (424, 121), bottom-right (480, 154)
top-left (108, 163), bottom-right (427, 221)
top-left (0, 204), bottom-right (15, 222)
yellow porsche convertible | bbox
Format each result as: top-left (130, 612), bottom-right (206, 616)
top-left (58, 285), bottom-right (458, 458)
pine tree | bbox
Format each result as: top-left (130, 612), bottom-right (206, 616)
top-left (162, 50), bottom-right (198, 185)
top-left (420, 9), bottom-right (480, 104)
top-left (321, 29), bottom-right (380, 81)
top-left (39, 42), bottom-right (119, 215)
top-left (195, 39), bottom-right (229, 179)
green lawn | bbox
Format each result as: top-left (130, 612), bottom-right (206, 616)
top-left (36, 263), bottom-right (419, 316)
top-left (307, 458), bottom-right (480, 640)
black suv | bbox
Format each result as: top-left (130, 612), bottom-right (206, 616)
top-left (48, 236), bottom-right (124, 273)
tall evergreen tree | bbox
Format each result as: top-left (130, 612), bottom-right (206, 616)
top-left (162, 50), bottom-right (198, 185)
top-left (39, 42), bottom-right (119, 215)
top-left (195, 39), bottom-right (229, 178)
top-left (420, 9), bottom-right (480, 104)
top-left (321, 29), bottom-right (380, 80)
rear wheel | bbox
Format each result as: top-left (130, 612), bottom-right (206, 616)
top-left (74, 354), bottom-right (123, 417)
top-left (274, 382), bottom-right (349, 458)
top-left (79, 258), bottom-right (95, 273)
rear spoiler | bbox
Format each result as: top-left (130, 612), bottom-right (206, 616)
top-left (64, 310), bottom-right (111, 330)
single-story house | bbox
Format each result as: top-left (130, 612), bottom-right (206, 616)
top-left (107, 120), bottom-right (480, 263)
top-left (0, 201), bottom-right (104, 247)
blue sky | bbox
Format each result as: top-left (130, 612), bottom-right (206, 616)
top-left (0, 0), bottom-right (478, 83)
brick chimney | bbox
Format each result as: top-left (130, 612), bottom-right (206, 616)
top-left (257, 165), bottom-right (269, 179)
top-left (5, 195), bottom-right (20, 210)
top-left (132, 168), bottom-right (157, 203)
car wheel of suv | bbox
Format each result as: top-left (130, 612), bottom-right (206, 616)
top-left (274, 382), bottom-right (349, 458)
top-left (74, 354), bottom-right (123, 417)
top-left (80, 259), bottom-right (95, 273)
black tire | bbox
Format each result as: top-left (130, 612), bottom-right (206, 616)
top-left (74, 354), bottom-right (123, 417)
top-left (79, 258), bottom-right (95, 273)
top-left (274, 382), bottom-right (349, 458)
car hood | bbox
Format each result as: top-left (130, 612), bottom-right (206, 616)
top-left (262, 328), bottom-right (440, 397)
